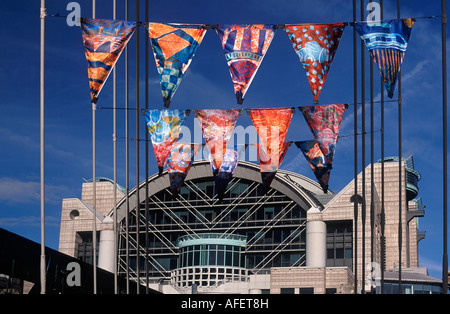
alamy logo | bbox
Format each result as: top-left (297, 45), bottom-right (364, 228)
top-left (66, 262), bottom-right (81, 287)
top-left (366, 262), bottom-right (381, 288)
top-left (366, 2), bottom-right (381, 22)
top-left (66, 2), bottom-right (81, 27)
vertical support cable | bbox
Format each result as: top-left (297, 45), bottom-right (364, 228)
top-left (40, 0), bottom-right (46, 295)
top-left (380, 0), bottom-right (386, 294)
top-left (135, 0), bottom-right (140, 294)
top-left (360, 0), bottom-right (366, 294)
top-left (369, 1), bottom-right (375, 293)
top-left (125, 0), bottom-right (130, 294)
top-left (113, 0), bottom-right (118, 295)
top-left (352, 0), bottom-right (359, 295)
top-left (92, 0), bottom-right (97, 295)
top-left (397, 0), bottom-right (402, 294)
top-left (145, 0), bottom-right (150, 295)
top-left (442, 0), bottom-right (448, 295)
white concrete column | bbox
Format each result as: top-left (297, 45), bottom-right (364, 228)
top-left (306, 220), bottom-right (327, 267)
top-left (98, 216), bottom-right (115, 273)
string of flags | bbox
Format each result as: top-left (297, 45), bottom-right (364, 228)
top-left (81, 17), bottom-right (416, 196)
top-left (81, 18), bottom-right (415, 106)
top-left (144, 106), bottom-right (346, 196)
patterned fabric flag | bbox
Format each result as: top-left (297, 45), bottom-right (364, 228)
top-left (148, 23), bottom-right (207, 107)
top-left (354, 19), bottom-right (415, 98)
top-left (256, 142), bottom-right (291, 191)
top-left (144, 109), bottom-right (189, 175)
top-left (195, 109), bottom-right (241, 172)
top-left (209, 145), bottom-right (247, 200)
top-left (247, 108), bottom-right (294, 156)
top-left (248, 108), bottom-right (294, 190)
top-left (215, 24), bottom-right (276, 104)
top-left (285, 23), bottom-right (345, 104)
top-left (166, 143), bottom-right (200, 196)
top-left (299, 104), bottom-right (347, 167)
top-left (296, 140), bottom-right (331, 193)
top-left (81, 18), bottom-right (137, 103)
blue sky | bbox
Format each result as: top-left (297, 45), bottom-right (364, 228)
top-left (0, 0), bottom-right (448, 280)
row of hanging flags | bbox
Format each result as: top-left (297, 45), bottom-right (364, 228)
top-left (144, 105), bottom-right (346, 197)
top-left (81, 17), bottom-right (415, 196)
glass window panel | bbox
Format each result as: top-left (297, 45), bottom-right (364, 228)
top-left (194, 252), bottom-right (200, 265)
top-left (187, 252), bottom-right (193, 266)
top-left (226, 251), bottom-right (233, 266)
top-left (217, 251), bottom-right (224, 266)
top-left (209, 251), bottom-right (216, 265)
top-left (233, 252), bottom-right (239, 267)
top-left (345, 248), bottom-right (353, 258)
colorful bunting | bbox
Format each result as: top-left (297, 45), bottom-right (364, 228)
top-left (285, 23), bottom-right (345, 104)
top-left (209, 145), bottom-right (247, 200)
top-left (81, 18), bottom-right (137, 103)
top-left (148, 23), bottom-right (207, 107)
top-left (144, 109), bottom-right (189, 175)
top-left (299, 104), bottom-right (347, 167)
top-left (247, 108), bottom-right (294, 190)
top-left (194, 109), bottom-right (241, 172)
top-left (166, 143), bottom-right (200, 196)
top-left (354, 18), bottom-right (415, 98)
top-left (215, 24), bottom-right (276, 104)
top-left (257, 142), bottom-right (291, 191)
top-left (247, 108), bottom-right (294, 156)
top-left (296, 140), bottom-right (331, 193)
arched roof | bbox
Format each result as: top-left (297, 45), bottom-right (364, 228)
top-left (111, 160), bottom-right (334, 223)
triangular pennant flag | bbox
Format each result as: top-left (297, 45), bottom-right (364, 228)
top-left (209, 145), bottom-right (247, 200)
top-left (354, 18), bottom-right (414, 98)
top-left (144, 109), bottom-right (189, 175)
top-left (166, 143), bottom-right (200, 196)
top-left (215, 24), bottom-right (276, 104)
top-left (256, 142), bottom-right (291, 191)
top-left (247, 108), bottom-right (294, 155)
top-left (81, 18), bottom-right (137, 103)
top-left (285, 23), bottom-right (345, 104)
top-left (194, 109), bottom-right (241, 172)
top-left (248, 108), bottom-right (293, 191)
top-left (148, 23), bottom-right (207, 107)
top-left (299, 104), bottom-right (347, 167)
top-left (296, 140), bottom-right (331, 193)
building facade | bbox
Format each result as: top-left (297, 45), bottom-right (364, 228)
top-left (59, 157), bottom-right (442, 294)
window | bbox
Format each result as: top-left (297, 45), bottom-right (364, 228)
top-left (76, 231), bottom-right (99, 265)
top-left (299, 287), bottom-right (314, 294)
top-left (326, 222), bottom-right (353, 268)
top-left (280, 288), bottom-right (295, 294)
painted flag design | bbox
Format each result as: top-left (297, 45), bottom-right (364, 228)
top-left (247, 108), bottom-right (294, 190)
top-left (296, 140), bottom-right (331, 193)
top-left (144, 109), bottom-right (189, 175)
top-left (215, 24), bottom-right (275, 104)
top-left (256, 142), bottom-right (291, 191)
top-left (194, 109), bottom-right (241, 172)
top-left (166, 143), bottom-right (200, 196)
top-left (285, 23), bottom-right (345, 103)
top-left (81, 18), bottom-right (137, 102)
top-left (149, 23), bottom-right (207, 107)
top-left (354, 18), bottom-right (414, 98)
